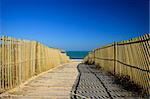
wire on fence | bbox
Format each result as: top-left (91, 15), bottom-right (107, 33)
top-left (0, 35), bottom-right (70, 93)
top-left (84, 33), bottom-right (150, 95)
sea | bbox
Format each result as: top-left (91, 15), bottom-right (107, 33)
top-left (66, 51), bottom-right (89, 59)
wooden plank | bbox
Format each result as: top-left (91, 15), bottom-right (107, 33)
top-left (0, 35), bottom-right (71, 93)
top-left (1, 36), bottom-right (4, 91)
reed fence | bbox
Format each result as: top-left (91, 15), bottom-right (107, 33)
top-left (0, 35), bottom-right (70, 93)
top-left (84, 33), bottom-right (150, 95)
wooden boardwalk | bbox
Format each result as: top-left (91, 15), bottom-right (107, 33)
top-left (0, 61), bottom-right (80, 99)
top-left (71, 64), bottom-right (140, 99)
top-left (0, 61), bottom-right (142, 99)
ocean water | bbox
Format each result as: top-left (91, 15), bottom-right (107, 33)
top-left (66, 51), bottom-right (89, 59)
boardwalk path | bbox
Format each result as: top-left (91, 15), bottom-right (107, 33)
top-left (0, 61), bottom-right (80, 99)
top-left (71, 64), bottom-right (138, 99)
top-left (1, 61), bottom-right (139, 99)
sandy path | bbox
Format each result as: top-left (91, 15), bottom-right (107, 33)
top-left (0, 61), bottom-right (80, 99)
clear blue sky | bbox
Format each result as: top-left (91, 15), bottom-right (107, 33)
top-left (0, 0), bottom-right (149, 51)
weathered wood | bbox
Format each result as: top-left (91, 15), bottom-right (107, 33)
top-left (84, 33), bottom-right (150, 95)
top-left (0, 35), bottom-right (70, 93)
top-left (0, 61), bottom-right (79, 99)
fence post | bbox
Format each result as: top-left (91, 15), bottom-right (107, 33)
top-left (35, 42), bottom-right (38, 75)
top-left (113, 42), bottom-right (117, 75)
top-left (93, 50), bottom-right (95, 65)
top-left (1, 36), bottom-right (4, 91)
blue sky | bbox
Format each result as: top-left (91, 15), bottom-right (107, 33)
top-left (0, 0), bottom-right (149, 51)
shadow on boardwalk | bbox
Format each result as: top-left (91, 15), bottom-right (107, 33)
top-left (0, 62), bottom-right (145, 99)
top-left (71, 64), bottom-right (141, 99)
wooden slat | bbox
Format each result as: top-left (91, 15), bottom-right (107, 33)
top-left (0, 35), bottom-right (70, 93)
top-left (84, 33), bottom-right (150, 95)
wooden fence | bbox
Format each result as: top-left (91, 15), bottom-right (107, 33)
top-left (0, 36), bottom-right (70, 93)
top-left (84, 33), bottom-right (150, 95)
